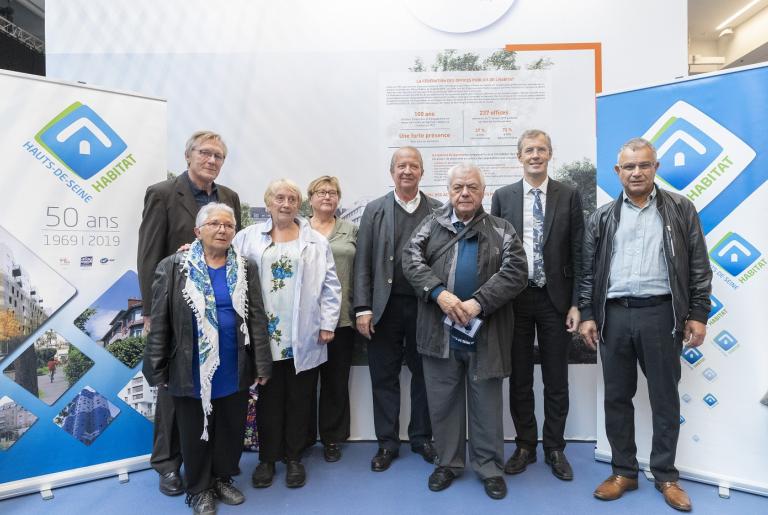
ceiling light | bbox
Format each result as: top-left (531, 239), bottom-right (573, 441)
top-left (719, 28), bottom-right (734, 38)
top-left (716, 0), bottom-right (761, 31)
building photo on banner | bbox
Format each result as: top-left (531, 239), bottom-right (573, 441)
top-left (0, 69), bottom-right (166, 498)
top-left (596, 62), bottom-right (768, 496)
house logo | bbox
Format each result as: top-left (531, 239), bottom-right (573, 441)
top-left (643, 101), bottom-right (755, 211)
top-left (702, 368), bottom-right (718, 382)
top-left (35, 102), bottom-right (127, 180)
top-left (708, 295), bottom-right (723, 318)
top-left (712, 330), bottom-right (739, 353)
top-left (681, 346), bottom-right (705, 368)
top-left (703, 393), bottom-right (719, 408)
top-left (709, 232), bottom-right (761, 276)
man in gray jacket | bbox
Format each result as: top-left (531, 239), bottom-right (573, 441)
top-left (403, 164), bottom-right (527, 500)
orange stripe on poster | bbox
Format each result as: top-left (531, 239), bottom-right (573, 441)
top-left (504, 43), bottom-right (602, 93)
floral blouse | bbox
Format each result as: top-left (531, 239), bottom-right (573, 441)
top-left (260, 239), bottom-right (300, 361)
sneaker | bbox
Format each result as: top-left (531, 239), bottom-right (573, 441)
top-left (185, 489), bottom-right (216, 515)
top-left (213, 477), bottom-right (244, 505)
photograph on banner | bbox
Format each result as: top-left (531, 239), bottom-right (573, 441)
top-left (0, 395), bottom-right (38, 451)
top-left (53, 385), bottom-right (121, 446)
top-left (117, 370), bottom-right (157, 422)
top-left (0, 224), bottom-right (77, 366)
top-left (75, 270), bottom-right (144, 369)
top-left (2, 329), bottom-right (95, 406)
top-left (596, 63), bottom-right (768, 494)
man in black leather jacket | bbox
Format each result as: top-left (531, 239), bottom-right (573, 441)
top-left (579, 138), bottom-right (711, 513)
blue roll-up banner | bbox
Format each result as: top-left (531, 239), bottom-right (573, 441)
top-left (0, 70), bottom-right (166, 499)
top-left (596, 63), bottom-right (768, 496)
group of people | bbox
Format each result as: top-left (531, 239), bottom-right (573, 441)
top-left (139, 129), bottom-right (711, 515)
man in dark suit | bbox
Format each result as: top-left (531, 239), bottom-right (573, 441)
top-left (490, 129), bottom-right (583, 481)
top-left (138, 130), bottom-right (242, 496)
top-left (353, 146), bottom-right (441, 472)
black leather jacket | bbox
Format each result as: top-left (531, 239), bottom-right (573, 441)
top-left (142, 251), bottom-right (272, 397)
top-left (578, 188), bottom-right (712, 336)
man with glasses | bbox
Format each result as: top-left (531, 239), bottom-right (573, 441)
top-left (138, 130), bottom-right (242, 496)
top-left (353, 146), bottom-right (441, 472)
top-left (491, 129), bottom-right (584, 481)
top-left (579, 138), bottom-right (711, 512)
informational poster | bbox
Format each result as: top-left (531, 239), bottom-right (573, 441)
top-left (595, 63), bottom-right (768, 496)
top-left (0, 70), bottom-right (166, 498)
top-left (381, 69), bottom-right (552, 204)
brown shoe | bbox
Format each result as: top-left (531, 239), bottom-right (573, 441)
top-left (655, 481), bottom-right (692, 512)
top-left (593, 474), bottom-right (639, 500)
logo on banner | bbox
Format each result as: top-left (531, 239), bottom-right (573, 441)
top-left (702, 368), bottom-right (718, 382)
top-left (681, 347), bottom-right (705, 368)
top-left (703, 393), bottom-right (719, 408)
top-left (680, 415), bottom-right (685, 425)
top-left (709, 232), bottom-right (765, 286)
top-left (80, 256), bottom-right (93, 268)
top-left (643, 101), bottom-right (755, 212)
top-left (708, 294), bottom-right (727, 325)
top-left (22, 101), bottom-right (137, 203)
top-left (712, 330), bottom-right (739, 353)
top-left (35, 102), bottom-right (127, 180)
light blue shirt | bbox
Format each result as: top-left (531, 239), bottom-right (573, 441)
top-left (607, 188), bottom-right (671, 298)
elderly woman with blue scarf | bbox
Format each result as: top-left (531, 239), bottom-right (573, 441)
top-left (144, 202), bottom-right (272, 515)
top-left (233, 178), bottom-right (341, 490)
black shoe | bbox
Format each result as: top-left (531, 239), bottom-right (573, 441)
top-left (483, 476), bottom-right (507, 500)
top-left (159, 470), bottom-right (184, 496)
top-left (371, 448), bottom-right (398, 472)
top-left (428, 467), bottom-right (456, 492)
top-left (324, 443), bottom-right (342, 463)
top-left (186, 489), bottom-right (216, 515)
top-left (285, 460), bottom-right (306, 488)
top-left (545, 450), bottom-right (574, 481)
top-left (503, 447), bottom-right (536, 475)
top-left (251, 462), bottom-right (275, 488)
top-left (213, 477), bottom-right (244, 505)
top-left (412, 442), bottom-right (438, 464)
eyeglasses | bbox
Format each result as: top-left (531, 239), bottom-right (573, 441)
top-left (313, 189), bottom-right (339, 198)
top-left (619, 161), bottom-right (655, 172)
top-left (202, 221), bottom-right (236, 231)
top-left (193, 148), bottom-right (226, 162)
top-left (450, 183), bottom-right (482, 194)
top-left (273, 195), bottom-right (299, 205)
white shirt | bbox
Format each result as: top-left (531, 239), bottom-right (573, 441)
top-left (522, 177), bottom-right (548, 280)
top-left (394, 190), bottom-right (422, 213)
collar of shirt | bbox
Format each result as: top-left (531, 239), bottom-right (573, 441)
top-left (621, 185), bottom-right (657, 210)
top-left (522, 176), bottom-right (549, 196)
top-left (394, 190), bottom-right (422, 213)
top-left (184, 170), bottom-right (218, 198)
top-left (451, 210), bottom-right (474, 226)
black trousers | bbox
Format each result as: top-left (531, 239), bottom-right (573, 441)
top-left (150, 387), bottom-right (182, 475)
top-left (367, 295), bottom-right (431, 451)
top-left (600, 299), bottom-right (682, 482)
top-left (173, 390), bottom-right (248, 495)
top-left (257, 359), bottom-right (319, 462)
top-left (509, 286), bottom-right (570, 451)
top-left (317, 326), bottom-right (355, 444)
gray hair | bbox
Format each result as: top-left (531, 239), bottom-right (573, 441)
top-left (389, 146), bottom-right (424, 174)
top-left (617, 137), bottom-right (657, 163)
top-left (447, 163), bottom-right (486, 188)
top-left (264, 178), bottom-right (303, 206)
top-left (185, 130), bottom-right (228, 162)
top-left (195, 202), bottom-right (236, 228)
top-left (517, 129), bottom-right (552, 155)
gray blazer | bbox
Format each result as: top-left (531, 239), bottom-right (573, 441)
top-left (353, 191), bottom-right (442, 324)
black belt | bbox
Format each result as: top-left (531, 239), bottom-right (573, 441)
top-left (527, 280), bottom-right (546, 289)
top-left (608, 294), bottom-right (671, 308)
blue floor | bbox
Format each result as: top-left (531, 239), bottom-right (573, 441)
top-left (2, 442), bottom-right (766, 515)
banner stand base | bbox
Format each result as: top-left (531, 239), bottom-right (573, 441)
top-left (0, 454), bottom-right (151, 501)
top-left (719, 486), bottom-right (730, 499)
